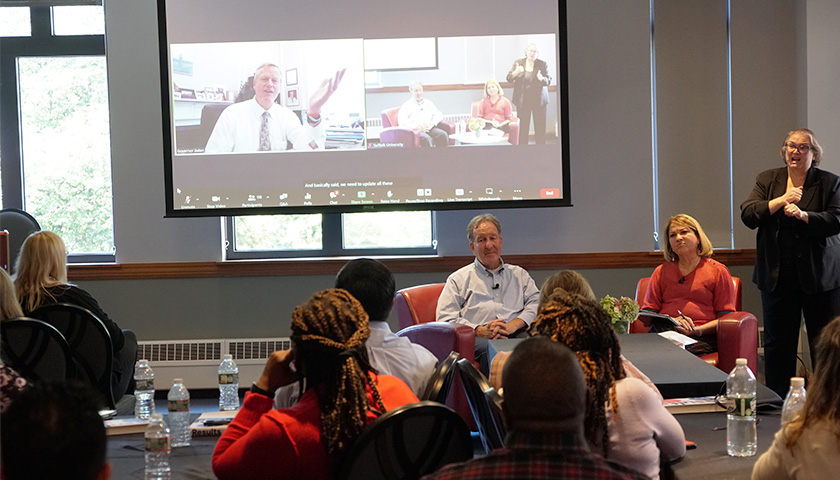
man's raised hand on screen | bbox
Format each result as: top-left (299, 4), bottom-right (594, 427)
top-left (308, 68), bottom-right (346, 114)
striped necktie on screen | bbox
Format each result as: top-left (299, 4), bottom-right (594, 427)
top-left (259, 111), bottom-right (271, 151)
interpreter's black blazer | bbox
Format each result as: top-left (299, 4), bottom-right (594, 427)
top-left (505, 58), bottom-right (551, 108)
top-left (741, 166), bottom-right (840, 294)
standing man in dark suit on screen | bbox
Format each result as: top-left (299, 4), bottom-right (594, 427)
top-left (506, 43), bottom-right (551, 146)
top-left (436, 214), bottom-right (539, 373)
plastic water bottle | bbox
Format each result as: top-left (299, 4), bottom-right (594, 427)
top-left (781, 377), bottom-right (807, 425)
top-left (144, 413), bottom-right (171, 479)
top-left (135, 359), bottom-right (155, 419)
top-left (218, 354), bottom-right (240, 411)
top-left (726, 358), bottom-right (757, 457)
top-left (167, 378), bottom-right (191, 447)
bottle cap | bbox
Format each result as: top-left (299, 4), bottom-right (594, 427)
top-left (224, 354), bottom-right (233, 360)
top-left (791, 377), bottom-right (804, 387)
top-left (736, 358), bottom-right (747, 365)
top-left (173, 378), bottom-right (183, 384)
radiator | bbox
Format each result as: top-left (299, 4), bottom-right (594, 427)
top-left (137, 337), bottom-right (290, 389)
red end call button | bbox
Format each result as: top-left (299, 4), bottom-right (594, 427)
top-left (540, 188), bottom-right (560, 198)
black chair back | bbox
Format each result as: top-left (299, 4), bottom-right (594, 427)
top-left (30, 303), bottom-right (115, 408)
top-left (484, 387), bottom-right (506, 446)
top-left (456, 358), bottom-right (505, 454)
top-left (337, 401), bottom-right (473, 480)
top-left (0, 208), bottom-right (40, 274)
top-left (421, 350), bottom-right (459, 403)
top-left (1, 318), bottom-right (75, 382)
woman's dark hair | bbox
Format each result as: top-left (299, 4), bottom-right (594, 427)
top-left (531, 291), bottom-right (626, 456)
top-left (784, 315), bottom-right (840, 448)
top-left (291, 288), bottom-right (385, 454)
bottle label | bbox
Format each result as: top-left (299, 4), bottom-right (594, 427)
top-left (727, 396), bottom-right (756, 416)
top-left (145, 436), bottom-right (170, 453)
top-left (218, 373), bottom-right (239, 385)
top-left (168, 399), bottom-right (190, 412)
top-left (135, 378), bottom-right (154, 390)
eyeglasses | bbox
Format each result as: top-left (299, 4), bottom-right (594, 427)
top-left (785, 143), bottom-right (813, 153)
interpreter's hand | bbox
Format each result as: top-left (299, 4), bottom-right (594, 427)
top-left (781, 185), bottom-right (803, 205)
top-left (673, 315), bottom-right (696, 336)
top-left (536, 70), bottom-right (545, 82)
top-left (308, 68), bottom-right (346, 114)
top-left (784, 203), bottom-right (808, 222)
top-left (256, 349), bottom-right (298, 393)
top-left (512, 63), bottom-right (525, 77)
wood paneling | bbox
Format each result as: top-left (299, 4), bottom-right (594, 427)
top-left (68, 250), bottom-right (756, 280)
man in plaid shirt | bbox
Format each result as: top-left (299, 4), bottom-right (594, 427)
top-left (421, 337), bottom-right (646, 480)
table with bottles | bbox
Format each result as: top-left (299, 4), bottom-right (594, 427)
top-left (107, 411), bottom-right (220, 480)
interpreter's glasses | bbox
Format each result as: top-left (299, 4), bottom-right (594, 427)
top-left (785, 143), bottom-right (813, 153)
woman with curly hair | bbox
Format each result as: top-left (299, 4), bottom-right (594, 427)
top-left (212, 288), bottom-right (418, 480)
top-left (532, 292), bottom-right (685, 479)
top-left (752, 315), bottom-right (840, 479)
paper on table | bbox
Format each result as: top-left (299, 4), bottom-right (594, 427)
top-left (189, 410), bottom-right (238, 437)
top-left (657, 330), bottom-right (697, 348)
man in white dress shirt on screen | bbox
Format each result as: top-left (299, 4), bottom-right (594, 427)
top-left (204, 63), bottom-right (344, 153)
top-left (275, 258), bottom-right (437, 408)
top-left (397, 81), bottom-right (449, 148)
top-left (436, 213), bottom-right (540, 373)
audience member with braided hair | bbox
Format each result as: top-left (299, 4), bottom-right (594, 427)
top-left (212, 289), bottom-right (418, 480)
top-left (752, 315), bottom-right (840, 480)
top-left (531, 292), bottom-right (685, 480)
top-left (490, 270), bottom-right (661, 401)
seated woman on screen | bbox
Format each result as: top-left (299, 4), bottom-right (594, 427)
top-left (490, 270), bottom-right (661, 400)
top-left (640, 214), bottom-right (736, 356)
top-left (474, 79), bottom-right (513, 134)
top-left (752, 315), bottom-right (840, 480)
top-left (532, 291), bottom-right (685, 479)
top-left (212, 289), bottom-right (418, 480)
top-left (14, 231), bottom-right (137, 400)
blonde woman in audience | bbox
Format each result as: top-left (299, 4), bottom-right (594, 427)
top-left (491, 270), bottom-right (661, 400)
top-left (752, 315), bottom-right (840, 480)
top-left (213, 289), bottom-right (417, 480)
top-left (14, 231), bottom-right (137, 400)
top-left (0, 269), bottom-right (23, 321)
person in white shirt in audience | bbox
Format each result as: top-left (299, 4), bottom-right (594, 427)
top-left (276, 258), bottom-right (436, 407)
top-left (398, 81), bottom-right (449, 147)
top-left (436, 213), bottom-right (540, 373)
top-left (752, 315), bottom-right (840, 480)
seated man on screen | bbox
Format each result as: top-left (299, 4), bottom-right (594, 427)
top-left (398, 81), bottom-right (449, 148)
top-left (436, 214), bottom-right (539, 373)
top-left (205, 63), bottom-right (344, 153)
top-left (420, 337), bottom-right (646, 480)
top-left (275, 258), bottom-right (437, 408)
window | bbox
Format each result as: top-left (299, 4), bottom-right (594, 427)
top-left (0, 2), bottom-right (115, 260)
top-left (225, 211), bottom-right (436, 259)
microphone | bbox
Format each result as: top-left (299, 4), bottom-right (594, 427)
top-left (493, 283), bottom-right (500, 289)
top-left (678, 276), bottom-right (685, 284)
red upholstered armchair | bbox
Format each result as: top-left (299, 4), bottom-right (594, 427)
top-left (470, 100), bottom-right (519, 145)
top-left (394, 283), bottom-right (476, 428)
top-left (380, 107), bottom-right (455, 148)
top-left (631, 276), bottom-right (758, 374)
